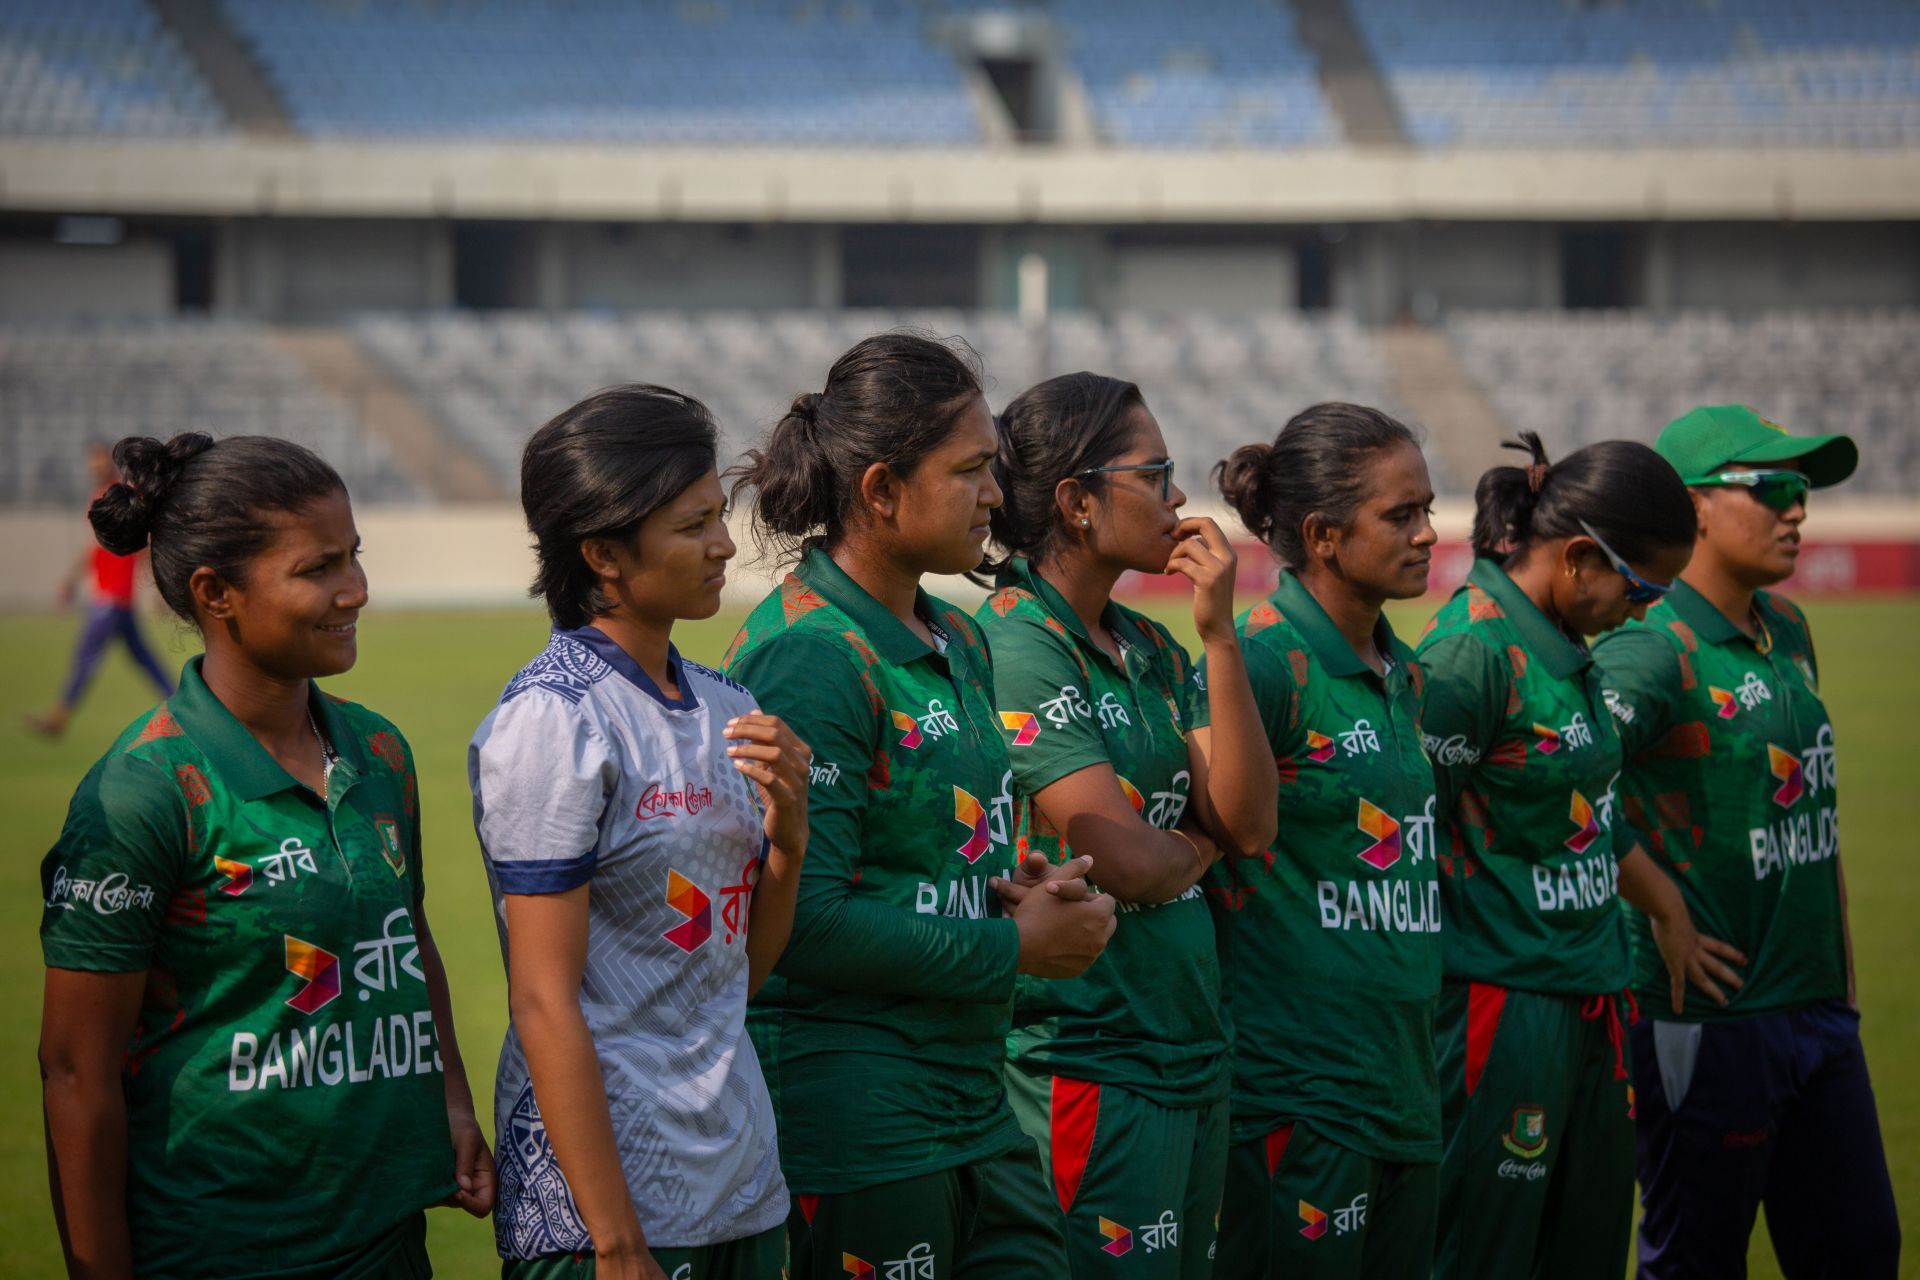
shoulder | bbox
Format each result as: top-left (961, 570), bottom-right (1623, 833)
top-left (680, 657), bottom-right (756, 712)
top-left (929, 592), bottom-right (984, 652)
top-left (499, 631), bottom-right (618, 708)
top-left (325, 694), bottom-right (414, 767)
top-left (1415, 628), bottom-right (1505, 684)
top-left (1755, 589), bottom-right (1813, 645)
top-left (977, 586), bottom-right (1077, 653)
top-left (1417, 583), bottom-right (1492, 646)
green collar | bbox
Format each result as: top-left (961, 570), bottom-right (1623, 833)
top-left (1270, 570), bottom-right (1405, 680)
top-left (167, 656), bottom-right (364, 802)
top-left (1000, 557), bottom-right (1151, 662)
top-left (796, 546), bottom-right (945, 666)
top-left (1469, 557), bottom-right (1590, 680)
top-left (1664, 578), bottom-right (1751, 648)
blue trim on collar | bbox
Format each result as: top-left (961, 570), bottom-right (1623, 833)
top-left (561, 626), bottom-right (699, 711)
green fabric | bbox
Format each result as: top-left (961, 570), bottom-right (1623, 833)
top-left (1416, 559), bottom-right (1632, 995)
top-left (39, 658), bottom-right (455, 1280)
top-left (723, 549), bottom-right (1024, 1194)
top-left (1591, 582), bottom-right (1845, 1021)
top-left (976, 559), bottom-right (1223, 1106)
top-left (1202, 571), bottom-right (1441, 1161)
top-left (1434, 982), bottom-right (1635, 1280)
top-left (500, 1225), bottom-right (786, 1280)
top-left (1217, 1122), bottom-right (1438, 1280)
top-left (1654, 404), bottom-right (1857, 488)
top-left (1005, 1066), bottom-right (1227, 1279)
top-left (785, 1143), bottom-right (1068, 1279)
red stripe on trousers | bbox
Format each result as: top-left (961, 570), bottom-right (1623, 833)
top-left (1049, 1076), bottom-right (1101, 1214)
top-left (1265, 1122), bottom-right (1295, 1176)
top-left (1465, 981), bottom-right (1509, 1097)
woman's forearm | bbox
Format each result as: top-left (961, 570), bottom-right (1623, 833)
top-left (514, 993), bottom-right (647, 1255)
top-left (1198, 637), bottom-right (1280, 854)
top-left (43, 1068), bottom-right (133, 1278)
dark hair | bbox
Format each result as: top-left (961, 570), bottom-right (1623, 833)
top-left (1214, 402), bottom-right (1419, 567)
top-left (986, 371), bottom-right (1145, 570)
top-left (729, 331), bottom-right (983, 558)
top-left (521, 384), bottom-right (720, 630)
top-left (89, 432), bottom-right (345, 625)
top-left (1471, 431), bottom-right (1694, 565)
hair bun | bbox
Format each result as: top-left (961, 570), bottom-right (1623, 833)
top-left (789, 392), bottom-right (824, 427)
top-left (88, 432), bottom-right (214, 555)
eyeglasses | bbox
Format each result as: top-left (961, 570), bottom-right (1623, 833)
top-left (1576, 519), bottom-right (1674, 606)
top-left (1076, 459), bottom-right (1175, 501)
top-left (1692, 469), bottom-right (1810, 512)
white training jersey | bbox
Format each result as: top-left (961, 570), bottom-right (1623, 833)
top-left (469, 626), bottom-right (787, 1256)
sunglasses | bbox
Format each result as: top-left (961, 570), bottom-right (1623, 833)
top-left (1077, 458), bottom-right (1176, 501)
top-left (1693, 469), bottom-right (1810, 512)
top-left (1576, 519), bottom-right (1674, 606)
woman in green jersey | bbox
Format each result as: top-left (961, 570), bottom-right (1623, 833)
top-left (1418, 432), bottom-right (1719, 1280)
top-left (1592, 406), bottom-right (1898, 1279)
top-left (1208, 402), bottom-right (1441, 1280)
top-left (975, 372), bottom-right (1278, 1278)
top-left (723, 333), bottom-right (1116, 1279)
top-left (39, 433), bottom-right (494, 1280)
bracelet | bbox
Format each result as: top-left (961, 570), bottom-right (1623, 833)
top-left (1169, 828), bottom-right (1205, 873)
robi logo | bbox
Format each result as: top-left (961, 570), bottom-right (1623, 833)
top-left (1298, 1200), bottom-right (1328, 1241)
top-left (1565, 790), bottom-right (1601, 854)
top-left (1305, 730), bottom-right (1337, 764)
top-left (1098, 1217), bottom-right (1133, 1256)
top-left (1000, 711), bottom-right (1041, 746)
top-left (1768, 744), bottom-right (1805, 808)
top-left (663, 869), bottom-right (712, 953)
top-left (840, 1254), bottom-right (875, 1280)
top-left (953, 786), bottom-right (992, 863)
top-left (1710, 687), bottom-right (1739, 719)
top-left (1355, 799), bottom-right (1402, 870)
top-left (891, 710), bottom-right (924, 751)
top-left (1117, 776), bottom-right (1146, 814)
top-left (283, 936), bottom-right (341, 1014)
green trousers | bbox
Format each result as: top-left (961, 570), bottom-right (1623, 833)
top-left (786, 1143), bottom-right (1068, 1279)
top-left (1216, 1121), bottom-right (1437, 1279)
top-left (1433, 980), bottom-right (1636, 1280)
top-left (1005, 1067), bottom-right (1229, 1279)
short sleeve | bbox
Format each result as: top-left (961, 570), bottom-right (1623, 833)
top-left (41, 754), bottom-right (188, 973)
top-left (1415, 633), bottom-right (1507, 816)
top-left (1590, 629), bottom-right (1683, 758)
top-left (1154, 622), bottom-right (1210, 734)
top-left (471, 691), bottom-right (617, 894)
top-left (1233, 639), bottom-right (1304, 760)
top-left (990, 618), bottom-right (1110, 794)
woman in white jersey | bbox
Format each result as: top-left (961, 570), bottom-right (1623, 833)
top-left (470, 385), bottom-right (812, 1280)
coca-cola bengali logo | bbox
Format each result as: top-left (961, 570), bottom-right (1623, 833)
top-left (1422, 733), bottom-right (1482, 767)
top-left (1497, 1159), bottom-right (1548, 1182)
top-left (635, 782), bottom-right (714, 822)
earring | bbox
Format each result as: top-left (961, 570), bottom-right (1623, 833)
top-left (1565, 565), bottom-right (1577, 578)
top-left (1080, 518), bottom-right (1090, 528)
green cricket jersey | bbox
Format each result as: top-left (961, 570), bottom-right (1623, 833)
top-left (1204, 571), bottom-right (1442, 1161)
top-left (1592, 582), bottom-right (1845, 1021)
top-left (1416, 559), bottom-right (1631, 995)
top-left (40, 657), bottom-right (455, 1280)
top-left (975, 558), bottom-right (1224, 1108)
top-left (723, 548), bottom-right (1025, 1194)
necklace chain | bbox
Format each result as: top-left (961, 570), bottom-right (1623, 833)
top-left (306, 708), bottom-right (337, 800)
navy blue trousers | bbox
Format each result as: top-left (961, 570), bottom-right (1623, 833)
top-left (1632, 1000), bottom-right (1899, 1279)
top-left (60, 604), bottom-right (173, 708)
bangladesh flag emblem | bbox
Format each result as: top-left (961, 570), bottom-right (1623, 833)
top-left (1502, 1105), bottom-right (1548, 1159)
top-left (376, 817), bottom-right (406, 877)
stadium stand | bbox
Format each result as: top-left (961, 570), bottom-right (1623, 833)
top-left (1045, 0), bottom-right (1336, 147)
top-left (350, 309), bottom-right (1414, 494)
top-left (0, 320), bottom-right (419, 504)
top-left (1348, 0), bottom-right (1920, 148)
top-left (0, 0), bottom-right (229, 137)
top-left (216, 0), bottom-right (979, 145)
top-left (1446, 309), bottom-right (1920, 496)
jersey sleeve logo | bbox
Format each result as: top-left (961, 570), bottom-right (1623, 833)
top-left (1355, 799), bottom-right (1403, 870)
top-left (1531, 722), bottom-right (1563, 753)
top-left (1305, 730), bottom-right (1337, 763)
top-left (1565, 790), bottom-right (1602, 854)
top-left (1768, 744), bottom-right (1805, 808)
top-left (1709, 686), bottom-right (1739, 719)
top-left (999, 711), bottom-right (1041, 746)
top-left (283, 936), bottom-right (342, 1014)
top-left (215, 854), bottom-right (254, 897)
top-left (663, 869), bottom-right (713, 953)
top-left (954, 786), bottom-right (992, 863)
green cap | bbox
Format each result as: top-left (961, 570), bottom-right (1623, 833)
top-left (1655, 404), bottom-right (1858, 489)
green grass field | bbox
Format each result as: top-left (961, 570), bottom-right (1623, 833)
top-left (3, 599), bottom-right (1914, 1279)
